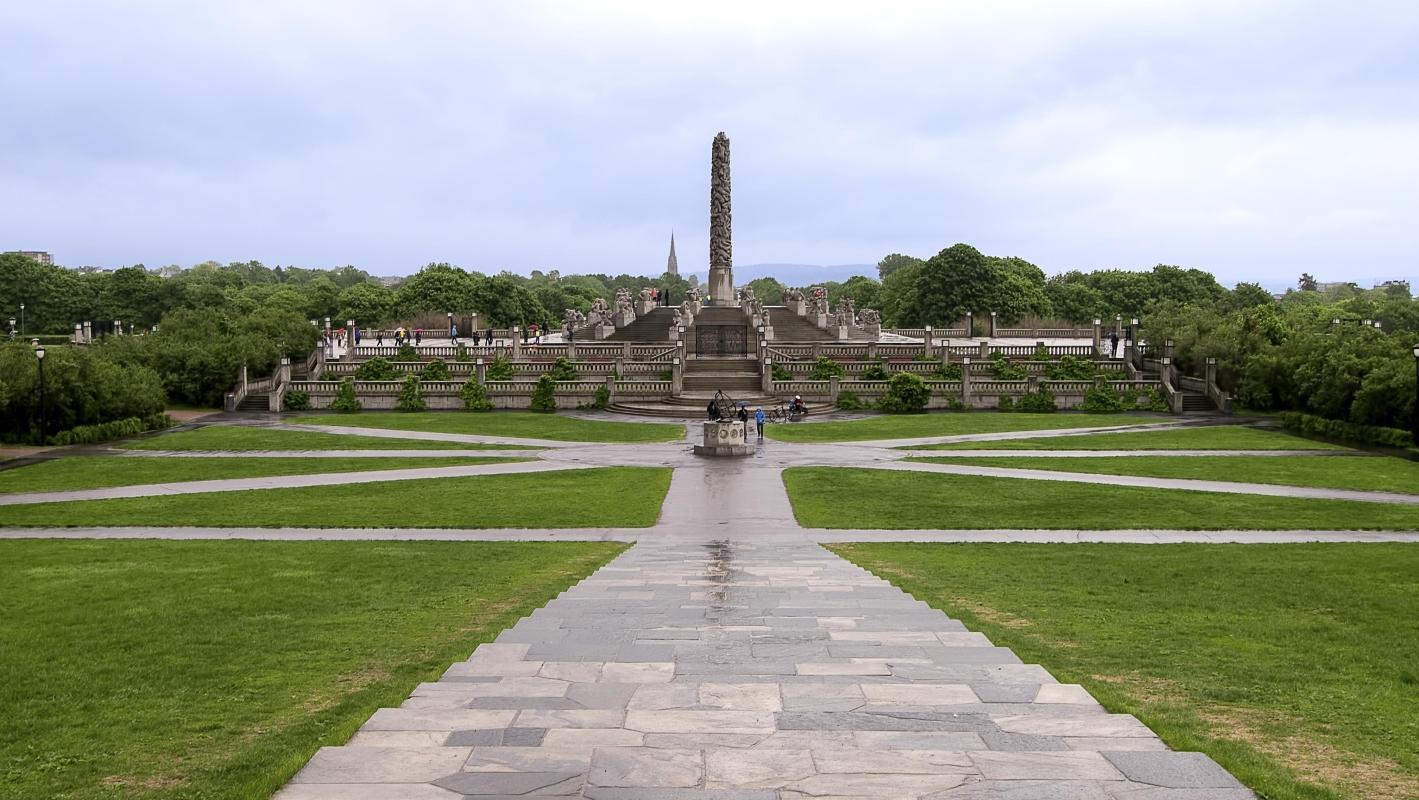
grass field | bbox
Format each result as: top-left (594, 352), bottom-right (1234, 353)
top-left (0, 467), bottom-right (671, 528)
top-left (764, 412), bottom-right (1169, 443)
top-left (297, 412), bottom-right (683, 442)
top-left (912, 454), bottom-right (1419, 494)
top-left (121, 425), bottom-right (534, 451)
top-left (830, 543), bottom-right (1419, 800)
top-left (782, 467), bottom-right (1419, 529)
top-left (912, 425), bottom-right (1343, 451)
top-left (0, 456), bottom-right (524, 494)
top-left (0, 539), bottom-right (625, 800)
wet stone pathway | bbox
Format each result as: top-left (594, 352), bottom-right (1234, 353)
top-left (277, 537), bottom-right (1254, 799)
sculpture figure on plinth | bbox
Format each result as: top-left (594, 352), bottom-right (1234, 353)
top-left (809, 288), bottom-right (828, 316)
top-left (707, 132), bottom-right (734, 304)
top-left (835, 297), bottom-right (856, 326)
top-left (614, 288), bottom-right (632, 314)
top-left (686, 286), bottom-right (700, 303)
top-left (587, 297), bottom-right (610, 326)
top-left (785, 287), bottom-right (803, 302)
top-left (858, 308), bottom-right (881, 326)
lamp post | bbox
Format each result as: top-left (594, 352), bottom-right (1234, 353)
top-left (35, 344), bottom-right (47, 442)
top-left (1413, 345), bottom-right (1419, 447)
top-left (447, 311), bottom-right (454, 338)
top-left (7, 318), bottom-right (13, 340)
top-left (18, 303), bottom-right (23, 335)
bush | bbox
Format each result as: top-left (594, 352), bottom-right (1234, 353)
top-left (579, 386), bottom-right (611, 410)
top-left (1280, 412), bottom-right (1412, 449)
top-left (1015, 388), bottom-right (1058, 413)
top-left (860, 360), bottom-right (889, 381)
top-left (530, 374), bottom-right (557, 413)
top-left (460, 380), bottom-right (493, 411)
top-left (282, 390), bottom-right (311, 411)
top-left (1046, 355), bottom-right (1098, 381)
top-left (329, 378), bottom-right (361, 413)
top-left (930, 362), bottom-right (962, 381)
top-left (836, 390), bottom-right (868, 410)
top-left (0, 341), bottom-right (167, 443)
top-left (1079, 383), bottom-right (1128, 413)
top-left (419, 358), bottom-right (451, 381)
top-left (396, 344), bottom-right (419, 361)
top-left (47, 414), bottom-right (173, 446)
top-left (989, 355), bottom-right (1026, 380)
top-left (997, 395), bottom-right (1016, 411)
top-left (486, 355), bottom-right (514, 381)
top-left (1032, 344), bottom-right (1050, 360)
top-left (809, 357), bottom-right (844, 380)
top-left (946, 395), bottom-right (968, 411)
top-left (395, 375), bottom-right (426, 412)
top-left (355, 357), bottom-right (398, 381)
top-left (455, 344), bottom-right (469, 361)
top-left (877, 372), bottom-right (930, 413)
top-left (771, 363), bottom-right (792, 381)
top-left (549, 357), bottom-right (579, 381)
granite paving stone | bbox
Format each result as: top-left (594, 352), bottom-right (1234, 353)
top-left (275, 455), bottom-right (1260, 799)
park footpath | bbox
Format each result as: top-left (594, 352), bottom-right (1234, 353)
top-left (273, 460), bottom-right (1260, 799)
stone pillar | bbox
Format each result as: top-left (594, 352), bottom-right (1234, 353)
top-left (615, 356), bottom-right (626, 377)
top-left (1115, 315), bottom-right (1124, 337)
top-left (83, 321), bottom-right (92, 343)
top-left (512, 332), bottom-right (522, 358)
top-left (814, 312), bottom-right (830, 329)
top-left (788, 298), bottom-right (807, 316)
top-left (837, 324), bottom-right (850, 341)
top-left (475, 358), bottom-right (487, 385)
top-left (1205, 357), bottom-right (1217, 387)
top-left (1092, 319), bottom-right (1102, 354)
top-left (761, 359), bottom-right (774, 394)
top-left (866, 342), bottom-right (878, 359)
top-left (978, 341), bottom-right (989, 360)
top-left (73, 323), bottom-right (82, 344)
top-left (622, 342), bottom-right (632, 359)
top-left (1123, 340), bottom-right (1134, 368)
top-left (989, 311), bottom-right (997, 338)
top-left (829, 376), bottom-right (840, 404)
top-left (668, 324), bottom-right (680, 341)
top-left (965, 313), bottom-right (973, 339)
top-left (961, 357), bottom-right (972, 404)
top-left (811, 342), bottom-right (822, 360)
top-left (671, 357), bottom-right (684, 395)
top-left (707, 132), bottom-right (734, 305)
top-left (567, 339), bottom-right (577, 360)
top-left (1164, 339), bottom-right (1175, 362)
top-left (604, 375), bottom-right (618, 404)
top-left (270, 358), bottom-right (291, 412)
top-left (923, 326), bottom-right (933, 353)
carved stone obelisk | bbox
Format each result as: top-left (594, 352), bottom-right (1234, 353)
top-left (707, 132), bottom-right (733, 305)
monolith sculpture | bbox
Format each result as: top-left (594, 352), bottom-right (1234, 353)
top-left (708, 132), bottom-right (733, 305)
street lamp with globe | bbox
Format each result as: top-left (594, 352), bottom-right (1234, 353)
top-left (34, 343), bottom-right (47, 441)
top-left (1413, 344), bottom-right (1419, 446)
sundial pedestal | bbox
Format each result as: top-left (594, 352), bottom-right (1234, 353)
top-left (694, 420), bottom-right (754, 457)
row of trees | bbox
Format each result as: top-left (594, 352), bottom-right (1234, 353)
top-left (0, 254), bottom-right (698, 336)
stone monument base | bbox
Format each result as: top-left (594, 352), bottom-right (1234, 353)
top-left (693, 420), bottom-right (755, 457)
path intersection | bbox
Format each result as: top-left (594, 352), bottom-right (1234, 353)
top-left (5, 415), bottom-right (1417, 798)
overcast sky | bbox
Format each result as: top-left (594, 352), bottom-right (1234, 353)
top-left (3, 1), bottom-right (1417, 288)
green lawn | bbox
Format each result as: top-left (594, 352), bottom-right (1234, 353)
top-left (912, 454), bottom-right (1419, 494)
top-left (782, 467), bottom-right (1419, 529)
top-left (0, 539), bottom-right (625, 800)
top-left (122, 425), bottom-right (534, 451)
top-left (0, 456), bottom-right (523, 494)
top-left (913, 425), bottom-right (1344, 451)
top-left (297, 412), bottom-right (683, 443)
top-left (831, 543), bottom-right (1419, 800)
top-left (765, 412), bottom-right (1169, 443)
top-left (0, 467), bottom-right (670, 528)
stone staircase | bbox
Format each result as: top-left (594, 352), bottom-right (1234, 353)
top-left (766, 307), bottom-right (841, 341)
top-left (683, 356), bottom-right (760, 394)
top-left (1180, 390), bottom-right (1215, 412)
top-left (602, 308), bottom-right (679, 342)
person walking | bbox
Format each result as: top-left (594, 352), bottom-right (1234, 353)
top-left (1108, 331), bottom-right (1119, 358)
top-left (414, 329), bottom-right (422, 347)
top-left (376, 330), bottom-right (384, 346)
top-left (736, 404), bottom-right (748, 426)
top-left (754, 406), bottom-right (766, 438)
top-left (706, 398), bottom-right (719, 421)
top-left (450, 323), bottom-right (459, 346)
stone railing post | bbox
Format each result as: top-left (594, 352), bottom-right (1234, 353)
top-left (475, 358), bottom-right (487, 385)
top-left (83, 321), bottom-right (92, 343)
top-left (866, 342), bottom-right (878, 359)
top-left (622, 342), bottom-right (632, 359)
top-left (672, 357), bottom-right (684, 395)
top-left (829, 375), bottom-right (840, 404)
top-left (1092, 318), bottom-right (1102, 355)
top-left (961, 357), bottom-right (973, 404)
top-left (270, 357), bottom-right (291, 412)
top-left (511, 330), bottom-right (522, 358)
top-left (761, 359), bottom-right (774, 394)
top-left (605, 375), bottom-right (617, 404)
top-left (923, 325), bottom-right (934, 353)
top-left (567, 339), bottom-right (577, 360)
top-left (811, 342), bottom-right (822, 360)
top-left (977, 341), bottom-right (989, 360)
top-left (615, 356), bottom-right (626, 377)
top-left (965, 313), bottom-right (973, 338)
top-left (989, 311), bottom-right (997, 338)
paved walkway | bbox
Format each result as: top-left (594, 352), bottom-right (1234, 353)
top-left (274, 468), bottom-right (1259, 799)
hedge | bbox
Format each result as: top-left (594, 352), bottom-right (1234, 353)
top-left (1280, 412), bottom-right (1412, 449)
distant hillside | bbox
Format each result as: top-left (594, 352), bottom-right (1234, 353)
top-left (686, 263), bottom-right (876, 286)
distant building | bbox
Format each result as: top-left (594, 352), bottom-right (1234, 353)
top-left (6, 250), bottom-right (53, 265)
top-left (665, 232), bottom-right (679, 276)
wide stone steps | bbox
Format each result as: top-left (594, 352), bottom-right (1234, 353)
top-left (602, 308), bottom-right (680, 342)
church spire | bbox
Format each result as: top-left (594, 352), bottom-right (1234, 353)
top-left (666, 231), bottom-right (679, 276)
